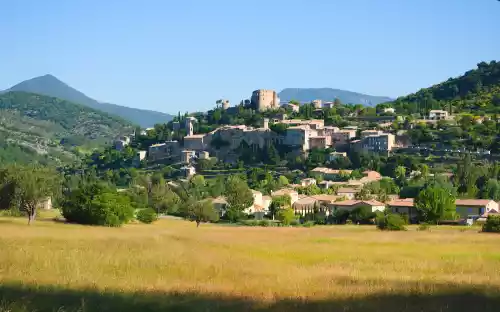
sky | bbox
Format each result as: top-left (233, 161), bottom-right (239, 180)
top-left (0, 0), bottom-right (498, 114)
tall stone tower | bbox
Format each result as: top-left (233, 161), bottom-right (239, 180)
top-left (185, 117), bottom-right (197, 136)
top-left (250, 90), bottom-right (280, 111)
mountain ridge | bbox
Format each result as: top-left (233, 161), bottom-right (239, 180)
top-left (278, 88), bottom-right (393, 106)
top-left (4, 75), bottom-right (173, 127)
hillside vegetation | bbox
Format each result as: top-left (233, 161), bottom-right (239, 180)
top-left (0, 91), bottom-right (133, 165)
top-left (389, 61), bottom-right (500, 114)
top-left (6, 74), bottom-right (174, 127)
top-left (0, 216), bottom-right (499, 312)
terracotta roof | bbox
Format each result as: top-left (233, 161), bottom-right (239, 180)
top-left (337, 188), bottom-right (359, 194)
top-left (311, 194), bottom-right (339, 202)
top-left (455, 199), bottom-right (494, 207)
top-left (388, 198), bottom-right (414, 207)
top-left (272, 189), bottom-right (298, 196)
top-left (363, 170), bottom-right (382, 180)
top-left (293, 196), bottom-right (317, 206)
top-left (332, 200), bottom-right (385, 207)
top-left (253, 204), bottom-right (265, 212)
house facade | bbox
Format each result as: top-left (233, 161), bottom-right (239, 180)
top-left (329, 200), bottom-right (385, 213)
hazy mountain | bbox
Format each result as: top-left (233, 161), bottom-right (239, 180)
top-left (5, 75), bottom-right (173, 127)
top-left (278, 88), bottom-right (393, 106)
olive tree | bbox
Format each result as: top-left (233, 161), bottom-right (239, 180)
top-left (0, 165), bottom-right (60, 224)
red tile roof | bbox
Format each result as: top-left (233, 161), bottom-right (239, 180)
top-left (388, 198), bottom-right (415, 207)
top-left (333, 200), bottom-right (385, 207)
top-left (311, 194), bottom-right (339, 202)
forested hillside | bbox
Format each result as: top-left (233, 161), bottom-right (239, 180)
top-left (0, 91), bottom-right (134, 165)
top-left (388, 61), bottom-right (500, 114)
top-left (5, 74), bottom-right (174, 127)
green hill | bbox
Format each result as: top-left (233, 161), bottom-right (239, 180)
top-left (388, 61), bottom-right (500, 114)
top-left (0, 91), bottom-right (134, 166)
top-left (5, 75), bottom-right (173, 127)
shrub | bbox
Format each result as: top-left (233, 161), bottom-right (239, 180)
top-left (349, 205), bottom-right (376, 224)
top-left (290, 219), bottom-right (300, 226)
top-left (418, 223), bottom-right (430, 231)
top-left (136, 208), bottom-right (158, 224)
top-left (314, 212), bottom-right (327, 225)
top-left (401, 213), bottom-right (410, 225)
top-left (277, 208), bottom-right (296, 226)
top-left (376, 213), bottom-right (407, 231)
top-left (259, 220), bottom-right (271, 227)
top-left (482, 215), bottom-right (500, 233)
top-left (302, 221), bottom-right (315, 228)
top-left (62, 183), bottom-right (134, 227)
top-left (0, 208), bottom-right (26, 217)
top-left (241, 220), bottom-right (259, 226)
top-left (331, 209), bottom-right (350, 224)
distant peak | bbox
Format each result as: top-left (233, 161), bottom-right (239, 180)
top-left (36, 74), bottom-right (62, 81)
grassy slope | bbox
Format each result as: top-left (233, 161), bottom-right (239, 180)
top-left (0, 215), bottom-right (500, 312)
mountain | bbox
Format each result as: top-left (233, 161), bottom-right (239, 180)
top-left (278, 88), bottom-right (393, 106)
top-left (5, 75), bottom-right (173, 127)
top-left (0, 91), bottom-right (134, 165)
top-left (389, 61), bottom-right (500, 114)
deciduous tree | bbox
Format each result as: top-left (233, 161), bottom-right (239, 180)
top-left (415, 186), bottom-right (456, 223)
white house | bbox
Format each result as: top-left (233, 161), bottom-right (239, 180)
top-left (383, 107), bottom-right (395, 114)
top-left (429, 110), bottom-right (449, 120)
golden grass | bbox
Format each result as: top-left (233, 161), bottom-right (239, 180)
top-left (1, 213), bottom-right (500, 311)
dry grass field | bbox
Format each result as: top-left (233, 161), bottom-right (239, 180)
top-left (1, 212), bottom-right (500, 312)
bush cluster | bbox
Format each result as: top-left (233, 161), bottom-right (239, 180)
top-left (418, 223), bottom-right (430, 231)
top-left (376, 213), bottom-right (407, 231)
top-left (136, 208), bottom-right (158, 224)
top-left (61, 183), bottom-right (134, 227)
top-left (482, 215), bottom-right (500, 233)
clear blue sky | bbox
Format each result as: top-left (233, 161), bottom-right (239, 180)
top-left (1, 0), bottom-right (498, 114)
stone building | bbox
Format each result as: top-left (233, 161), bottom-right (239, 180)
top-left (362, 133), bottom-right (395, 152)
top-left (250, 89), bottom-right (280, 111)
top-left (148, 141), bottom-right (180, 161)
top-left (181, 150), bottom-right (196, 164)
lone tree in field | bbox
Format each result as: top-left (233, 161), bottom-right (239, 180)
top-left (184, 199), bottom-right (219, 227)
top-left (415, 186), bottom-right (456, 223)
top-left (224, 176), bottom-right (253, 222)
top-left (0, 165), bottom-right (60, 224)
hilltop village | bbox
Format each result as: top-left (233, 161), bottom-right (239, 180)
top-left (109, 88), bottom-right (499, 225)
